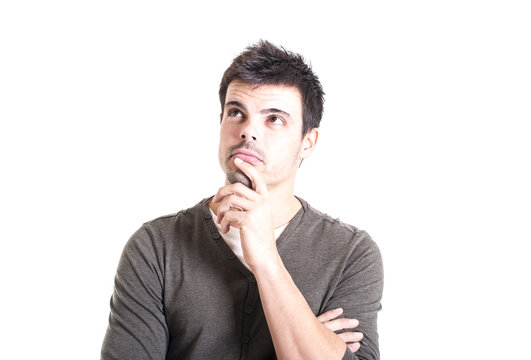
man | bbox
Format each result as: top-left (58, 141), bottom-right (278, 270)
top-left (101, 40), bottom-right (383, 360)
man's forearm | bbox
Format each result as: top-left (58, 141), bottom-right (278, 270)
top-left (254, 253), bottom-right (347, 360)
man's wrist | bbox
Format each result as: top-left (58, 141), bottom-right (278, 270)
top-left (249, 250), bottom-right (285, 278)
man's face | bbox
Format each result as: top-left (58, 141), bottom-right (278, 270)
top-left (218, 80), bottom-right (313, 190)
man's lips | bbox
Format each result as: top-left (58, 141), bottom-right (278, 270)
top-left (231, 150), bottom-right (263, 165)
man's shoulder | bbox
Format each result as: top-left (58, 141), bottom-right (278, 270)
top-left (126, 197), bottom-right (212, 247)
top-left (143, 197), bottom-right (211, 228)
top-left (297, 198), bottom-right (377, 251)
top-left (124, 197), bottom-right (213, 253)
top-left (299, 198), bottom-right (363, 236)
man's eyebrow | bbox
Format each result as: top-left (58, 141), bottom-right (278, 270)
top-left (225, 100), bottom-right (247, 111)
top-left (260, 108), bottom-right (292, 119)
top-left (225, 100), bottom-right (292, 119)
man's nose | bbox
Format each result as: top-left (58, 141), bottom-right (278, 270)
top-left (240, 120), bottom-right (258, 141)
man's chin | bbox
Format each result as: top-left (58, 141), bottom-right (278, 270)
top-left (227, 171), bottom-right (252, 189)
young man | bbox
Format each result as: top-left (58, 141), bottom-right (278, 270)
top-left (101, 40), bottom-right (383, 360)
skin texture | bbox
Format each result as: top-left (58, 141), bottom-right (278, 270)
top-left (210, 81), bottom-right (362, 358)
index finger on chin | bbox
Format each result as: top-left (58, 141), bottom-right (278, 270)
top-left (233, 157), bottom-right (267, 195)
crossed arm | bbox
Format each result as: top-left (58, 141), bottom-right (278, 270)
top-left (318, 308), bottom-right (364, 354)
top-left (251, 255), bottom-right (357, 359)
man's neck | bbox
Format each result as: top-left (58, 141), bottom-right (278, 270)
top-left (268, 191), bottom-right (302, 228)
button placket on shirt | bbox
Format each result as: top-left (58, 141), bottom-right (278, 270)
top-left (240, 275), bottom-right (259, 358)
top-left (202, 205), bottom-right (260, 358)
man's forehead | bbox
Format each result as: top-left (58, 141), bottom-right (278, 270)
top-left (225, 80), bottom-right (302, 108)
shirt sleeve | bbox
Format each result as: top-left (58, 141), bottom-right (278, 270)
top-left (329, 230), bottom-right (384, 360)
top-left (101, 225), bottom-right (168, 360)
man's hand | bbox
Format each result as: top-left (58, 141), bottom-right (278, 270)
top-left (212, 157), bottom-right (277, 270)
top-left (317, 308), bottom-right (364, 353)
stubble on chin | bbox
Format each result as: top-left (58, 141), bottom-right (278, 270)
top-left (227, 170), bottom-right (252, 189)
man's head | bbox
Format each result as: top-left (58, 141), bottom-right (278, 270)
top-left (217, 41), bottom-right (323, 191)
top-left (219, 40), bottom-right (324, 137)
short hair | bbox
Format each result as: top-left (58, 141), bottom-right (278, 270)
top-left (219, 40), bottom-right (325, 137)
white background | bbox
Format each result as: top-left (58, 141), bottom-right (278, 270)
top-left (1, 1), bottom-right (530, 359)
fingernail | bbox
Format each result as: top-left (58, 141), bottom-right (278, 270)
top-left (234, 157), bottom-right (243, 164)
top-left (349, 319), bottom-right (359, 326)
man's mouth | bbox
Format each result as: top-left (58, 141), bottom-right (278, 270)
top-left (231, 150), bottom-right (263, 165)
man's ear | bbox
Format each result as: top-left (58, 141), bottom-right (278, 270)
top-left (301, 128), bottom-right (319, 160)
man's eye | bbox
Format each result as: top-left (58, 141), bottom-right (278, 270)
top-left (268, 116), bottom-right (284, 125)
top-left (228, 109), bottom-right (243, 118)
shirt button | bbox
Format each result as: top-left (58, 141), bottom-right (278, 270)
top-left (227, 253), bottom-right (236, 260)
top-left (204, 214), bottom-right (212, 220)
top-left (249, 276), bottom-right (256, 283)
top-left (213, 233), bottom-right (220, 240)
top-left (241, 336), bottom-right (250, 344)
top-left (245, 306), bottom-right (253, 314)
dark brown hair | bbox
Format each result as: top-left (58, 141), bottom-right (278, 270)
top-left (219, 40), bottom-right (325, 137)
